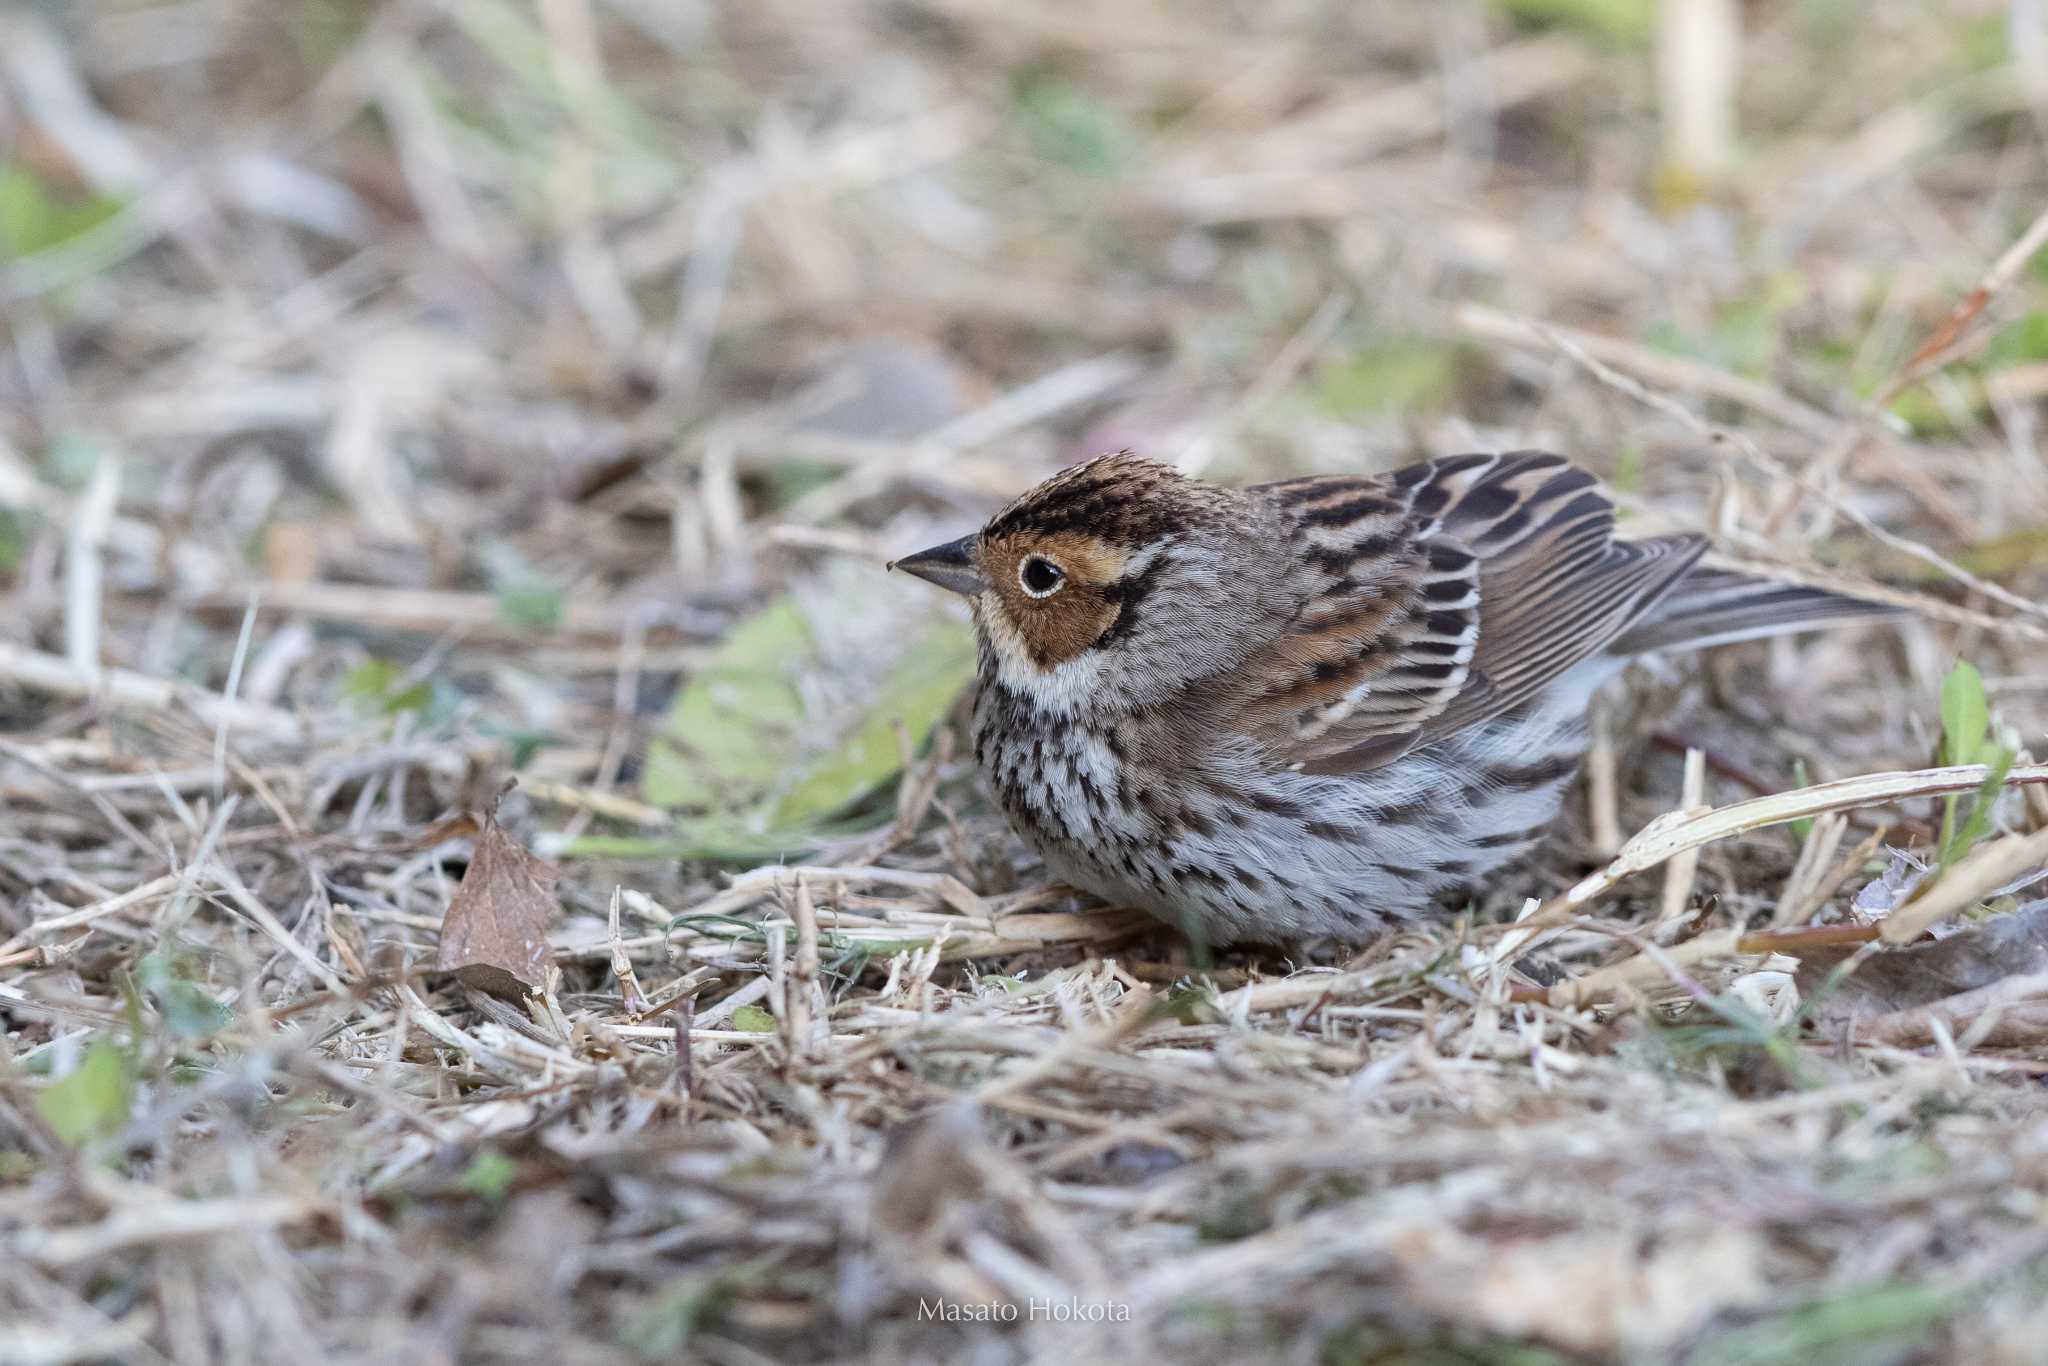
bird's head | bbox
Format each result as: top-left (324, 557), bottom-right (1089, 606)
top-left (890, 453), bottom-right (1288, 714)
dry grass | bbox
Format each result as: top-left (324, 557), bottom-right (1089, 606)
top-left (5, 2), bottom-right (2048, 1362)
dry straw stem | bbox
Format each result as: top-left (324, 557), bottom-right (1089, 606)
top-left (1455, 301), bottom-right (1835, 439)
top-left (1552, 761), bottom-right (2048, 918)
top-left (180, 582), bottom-right (646, 641)
top-left (0, 872), bottom-right (183, 958)
top-left (1657, 0), bottom-right (1740, 182)
top-left (1546, 929), bottom-right (1743, 1009)
top-left (1655, 746), bottom-right (1708, 927)
top-left (1153, 33), bottom-right (1596, 221)
top-left (0, 642), bottom-right (307, 742)
top-left (780, 875), bottom-right (822, 1060)
top-left (16, 1191), bottom-right (329, 1269)
top-left (1770, 813), bottom-right (1865, 929)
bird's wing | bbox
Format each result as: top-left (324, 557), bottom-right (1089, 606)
top-left (1235, 452), bottom-right (1705, 773)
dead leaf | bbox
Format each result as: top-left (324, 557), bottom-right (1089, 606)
top-left (397, 810), bottom-right (483, 853)
top-left (1862, 972), bottom-right (2048, 1048)
top-left (436, 802), bottom-right (559, 1000)
top-left (872, 1103), bottom-right (993, 1243)
top-left (260, 520), bottom-right (321, 583)
top-left (1879, 827), bottom-right (2048, 942)
top-left (1800, 902), bottom-right (2048, 1045)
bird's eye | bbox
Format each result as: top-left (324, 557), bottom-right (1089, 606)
top-left (1018, 555), bottom-right (1065, 598)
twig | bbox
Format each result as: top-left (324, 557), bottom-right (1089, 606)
top-left (1860, 971), bottom-right (2048, 1048)
top-left (784, 875), bottom-right (820, 1061)
top-left (213, 591), bottom-right (261, 801)
top-left (63, 453), bottom-right (119, 673)
top-left (1880, 200), bottom-right (2048, 403)
top-left (674, 996), bottom-right (696, 1100)
top-left (1455, 301), bottom-right (1836, 439)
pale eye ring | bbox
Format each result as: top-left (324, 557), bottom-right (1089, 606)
top-left (1018, 555), bottom-right (1065, 598)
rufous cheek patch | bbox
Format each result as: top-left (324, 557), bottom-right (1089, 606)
top-left (979, 531), bottom-right (1129, 669)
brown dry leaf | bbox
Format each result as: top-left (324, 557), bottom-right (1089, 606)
top-left (871, 1103), bottom-right (993, 1243)
top-left (1861, 973), bottom-right (2048, 1047)
top-left (1799, 902), bottom-right (2048, 1044)
top-left (259, 520), bottom-right (322, 583)
top-left (436, 804), bottom-right (560, 1000)
top-left (398, 810), bottom-right (483, 853)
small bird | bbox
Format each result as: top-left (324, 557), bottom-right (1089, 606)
top-left (891, 451), bottom-right (1894, 945)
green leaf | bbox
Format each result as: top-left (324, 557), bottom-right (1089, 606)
top-left (1310, 338), bottom-right (1462, 419)
top-left (1654, 991), bottom-right (1815, 1089)
top-left (1935, 660), bottom-right (2011, 871)
top-left (1609, 444), bottom-right (1644, 496)
top-left (1957, 13), bottom-right (2012, 72)
top-left (729, 1004), bottom-right (776, 1033)
top-left (1789, 758), bottom-right (1815, 840)
top-left (643, 598), bottom-right (812, 810)
top-left (1885, 383), bottom-right (1966, 437)
top-left (642, 596), bottom-right (975, 838)
top-left (771, 620), bottom-right (975, 826)
top-left (0, 506), bottom-right (27, 575)
top-left (459, 1148), bottom-right (520, 1203)
top-left (36, 1039), bottom-right (134, 1147)
top-left (43, 433), bottom-right (102, 488)
top-left (475, 719), bottom-right (561, 770)
top-left (135, 952), bottom-right (232, 1040)
top-left (1943, 744), bottom-right (2016, 869)
top-left (1709, 295), bottom-right (1781, 378)
top-left (342, 657), bottom-right (401, 705)
top-left (443, 0), bottom-right (661, 151)
top-left (494, 579), bottom-right (563, 630)
top-left (1014, 76), bottom-right (1132, 177)
top-left (1940, 660), bottom-right (1989, 767)
top-left (1985, 310), bottom-right (2048, 367)
top-left (1489, 0), bottom-right (1651, 46)
top-left (0, 165), bottom-right (125, 259)
top-left (624, 1278), bottom-right (738, 1356)
top-left (341, 657), bottom-right (435, 716)
top-left (1688, 1279), bottom-right (1959, 1366)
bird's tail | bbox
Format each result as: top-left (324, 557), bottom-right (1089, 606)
top-left (1611, 566), bottom-right (1904, 655)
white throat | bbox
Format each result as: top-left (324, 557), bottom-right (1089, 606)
top-left (976, 597), bottom-right (1113, 720)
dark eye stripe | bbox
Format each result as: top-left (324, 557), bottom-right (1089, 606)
top-left (1092, 555), bottom-right (1169, 649)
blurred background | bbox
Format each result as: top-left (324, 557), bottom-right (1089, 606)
top-left (6, 1), bottom-right (2048, 1361)
top-left (2, 0), bottom-right (2042, 794)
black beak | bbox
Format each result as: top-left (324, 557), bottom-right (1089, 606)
top-left (889, 534), bottom-right (986, 597)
